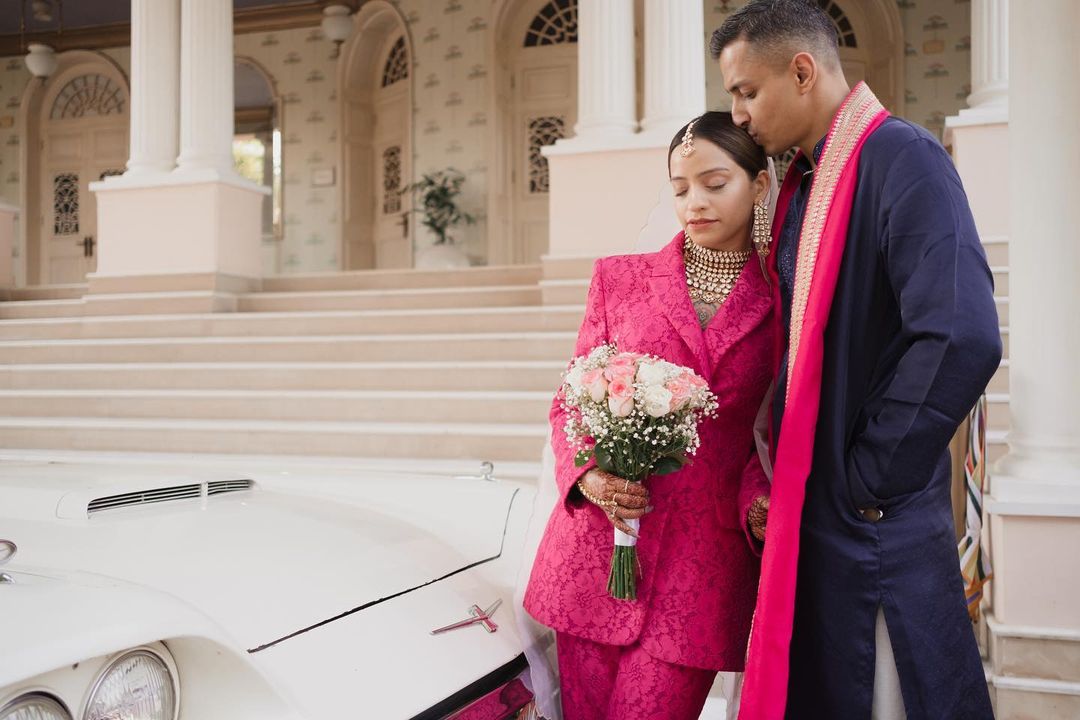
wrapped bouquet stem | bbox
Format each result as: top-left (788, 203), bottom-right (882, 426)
top-left (560, 344), bottom-right (718, 600)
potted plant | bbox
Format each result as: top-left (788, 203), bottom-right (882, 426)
top-left (402, 168), bottom-right (476, 267)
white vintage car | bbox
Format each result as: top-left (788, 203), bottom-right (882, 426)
top-left (0, 460), bottom-right (543, 720)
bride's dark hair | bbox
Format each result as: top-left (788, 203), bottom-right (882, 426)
top-left (668, 111), bottom-right (768, 180)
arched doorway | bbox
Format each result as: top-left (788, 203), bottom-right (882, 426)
top-left (339, 1), bottom-right (414, 270)
top-left (490, 0), bottom-right (578, 266)
top-left (20, 53), bottom-right (129, 285)
top-left (234, 56), bottom-right (283, 276)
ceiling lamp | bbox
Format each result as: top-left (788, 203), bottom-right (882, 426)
top-left (320, 5), bottom-right (353, 59)
top-left (25, 43), bottom-right (58, 79)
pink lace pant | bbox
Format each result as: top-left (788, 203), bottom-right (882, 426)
top-left (556, 631), bottom-right (716, 720)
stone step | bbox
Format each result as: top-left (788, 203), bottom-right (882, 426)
top-left (238, 284), bottom-right (542, 312)
top-left (0, 298), bottom-right (84, 320)
top-left (260, 265), bottom-right (542, 292)
top-left (0, 361), bottom-right (565, 392)
top-left (4, 284), bottom-right (87, 301)
top-left (982, 237), bottom-right (1008, 267)
top-left (991, 266), bottom-right (1009, 298)
top-left (988, 360), bottom-right (1009, 395)
top-left (995, 296), bottom-right (1009, 326)
top-left (0, 332), bottom-right (578, 364)
top-left (0, 389), bottom-right (553, 425)
top-left (0, 306), bottom-right (585, 341)
top-left (986, 393), bottom-right (1011, 433)
top-left (0, 417), bottom-right (549, 463)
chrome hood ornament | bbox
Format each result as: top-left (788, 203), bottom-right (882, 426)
top-left (430, 599), bottom-right (502, 635)
top-left (0, 539), bottom-right (16, 584)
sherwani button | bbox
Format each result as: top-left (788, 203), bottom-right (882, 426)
top-left (860, 507), bottom-right (884, 523)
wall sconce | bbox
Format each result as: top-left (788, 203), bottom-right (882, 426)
top-left (320, 5), bottom-right (353, 60)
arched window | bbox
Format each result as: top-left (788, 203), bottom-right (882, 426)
top-left (817, 0), bottom-right (857, 48)
top-left (523, 0), bottom-right (577, 48)
top-left (53, 173), bottom-right (79, 234)
top-left (383, 146), bottom-right (402, 214)
top-left (382, 37), bottom-right (409, 88)
top-left (50, 74), bottom-right (125, 119)
top-left (528, 116), bottom-right (565, 194)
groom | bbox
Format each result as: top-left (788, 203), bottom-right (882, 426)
top-left (712, 1), bottom-right (1000, 718)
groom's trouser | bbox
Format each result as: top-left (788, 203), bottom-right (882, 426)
top-left (872, 607), bottom-right (908, 720)
top-left (556, 631), bottom-right (715, 720)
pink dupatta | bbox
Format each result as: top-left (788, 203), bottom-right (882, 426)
top-left (738, 83), bottom-right (889, 720)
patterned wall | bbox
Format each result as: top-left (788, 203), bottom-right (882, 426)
top-left (896, 0), bottom-right (972, 139)
top-left (0, 0), bottom-right (974, 279)
top-left (0, 56), bottom-right (28, 209)
top-left (394, 0), bottom-right (492, 263)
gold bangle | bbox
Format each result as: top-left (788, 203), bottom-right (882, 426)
top-left (577, 476), bottom-right (613, 508)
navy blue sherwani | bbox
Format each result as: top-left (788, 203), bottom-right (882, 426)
top-left (776, 117), bottom-right (1001, 719)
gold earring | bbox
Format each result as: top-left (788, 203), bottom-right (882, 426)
top-left (752, 201), bottom-right (770, 258)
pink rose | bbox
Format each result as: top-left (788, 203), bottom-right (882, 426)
top-left (666, 374), bottom-right (694, 411)
top-left (604, 363), bottom-right (637, 383)
top-left (607, 377), bottom-right (635, 417)
top-left (582, 368), bottom-right (609, 403)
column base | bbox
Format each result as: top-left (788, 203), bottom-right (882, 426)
top-left (83, 271), bottom-right (259, 315)
top-left (88, 173), bottom-right (268, 314)
top-left (985, 496), bottom-right (1080, 719)
top-left (987, 612), bottom-right (1080, 719)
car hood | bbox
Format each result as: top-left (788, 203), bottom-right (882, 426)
top-left (0, 462), bottom-right (520, 652)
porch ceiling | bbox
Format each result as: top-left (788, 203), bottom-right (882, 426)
top-left (0, 1), bottom-right (318, 36)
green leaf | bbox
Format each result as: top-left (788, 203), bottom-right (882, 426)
top-left (574, 450), bottom-right (593, 467)
top-left (594, 445), bottom-right (617, 474)
top-left (651, 456), bottom-right (685, 476)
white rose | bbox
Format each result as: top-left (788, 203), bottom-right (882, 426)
top-left (643, 386), bottom-right (674, 418)
top-left (636, 361), bottom-right (669, 387)
top-left (565, 364), bottom-right (585, 392)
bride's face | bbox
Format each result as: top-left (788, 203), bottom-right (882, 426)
top-left (669, 138), bottom-right (768, 252)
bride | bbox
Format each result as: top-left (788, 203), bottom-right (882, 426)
top-left (521, 112), bottom-right (780, 720)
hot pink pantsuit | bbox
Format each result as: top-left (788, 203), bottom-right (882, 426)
top-left (523, 235), bottom-right (776, 718)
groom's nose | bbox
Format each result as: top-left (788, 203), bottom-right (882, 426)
top-left (731, 97), bottom-right (750, 129)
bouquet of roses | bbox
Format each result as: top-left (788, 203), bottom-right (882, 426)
top-left (560, 343), bottom-right (718, 600)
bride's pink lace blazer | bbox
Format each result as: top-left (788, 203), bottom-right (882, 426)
top-left (524, 233), bottom-right (775, 671)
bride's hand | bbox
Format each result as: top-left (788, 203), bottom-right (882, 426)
top-left (580, 468), bottom-right (651, 538)
top-left (748, 495), bottom-right (769, 542)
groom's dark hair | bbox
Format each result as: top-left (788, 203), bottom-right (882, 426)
top-left (710, 0), bottom-right (841, 71)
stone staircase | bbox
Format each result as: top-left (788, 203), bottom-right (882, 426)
top-left (0, 250), bottom-right (1009, 471)
top-left (0, 266), bottom-right (585, 469)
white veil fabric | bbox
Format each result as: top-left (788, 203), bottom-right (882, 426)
top-left (512, 157), bottom-right (781, 720)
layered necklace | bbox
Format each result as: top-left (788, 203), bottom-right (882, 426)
top-left (683, 236), bottom-right (751, 306)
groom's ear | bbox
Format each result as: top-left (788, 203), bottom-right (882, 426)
top-left (791, 52), bottom-right (818, 94)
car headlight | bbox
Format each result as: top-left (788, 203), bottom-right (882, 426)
top-left (84, 649), bottom-right (177, 720)
top-left (0, 693), bottom-right (72, 720)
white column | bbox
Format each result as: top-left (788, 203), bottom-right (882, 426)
top-left (996, 0), bottom-right (1080, 502)
top-left (573, 0), bottom-right (636, 138)
top-left (125, 0), bottom-right (180, 177)
top-left (640, 0), bottom-right (706, 138)
top-left (966, 0), bottom-right (1009, 112)
top-left (175, 0), bottom-right (236, 176)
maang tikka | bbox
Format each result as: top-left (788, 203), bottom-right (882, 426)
top-left (680, 118), bottom-right (699, 157)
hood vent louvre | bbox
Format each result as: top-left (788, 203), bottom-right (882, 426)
top-left (88, 484), bottom-right (202, 514)
top-left (208, 479), bottom-right (255, 496)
